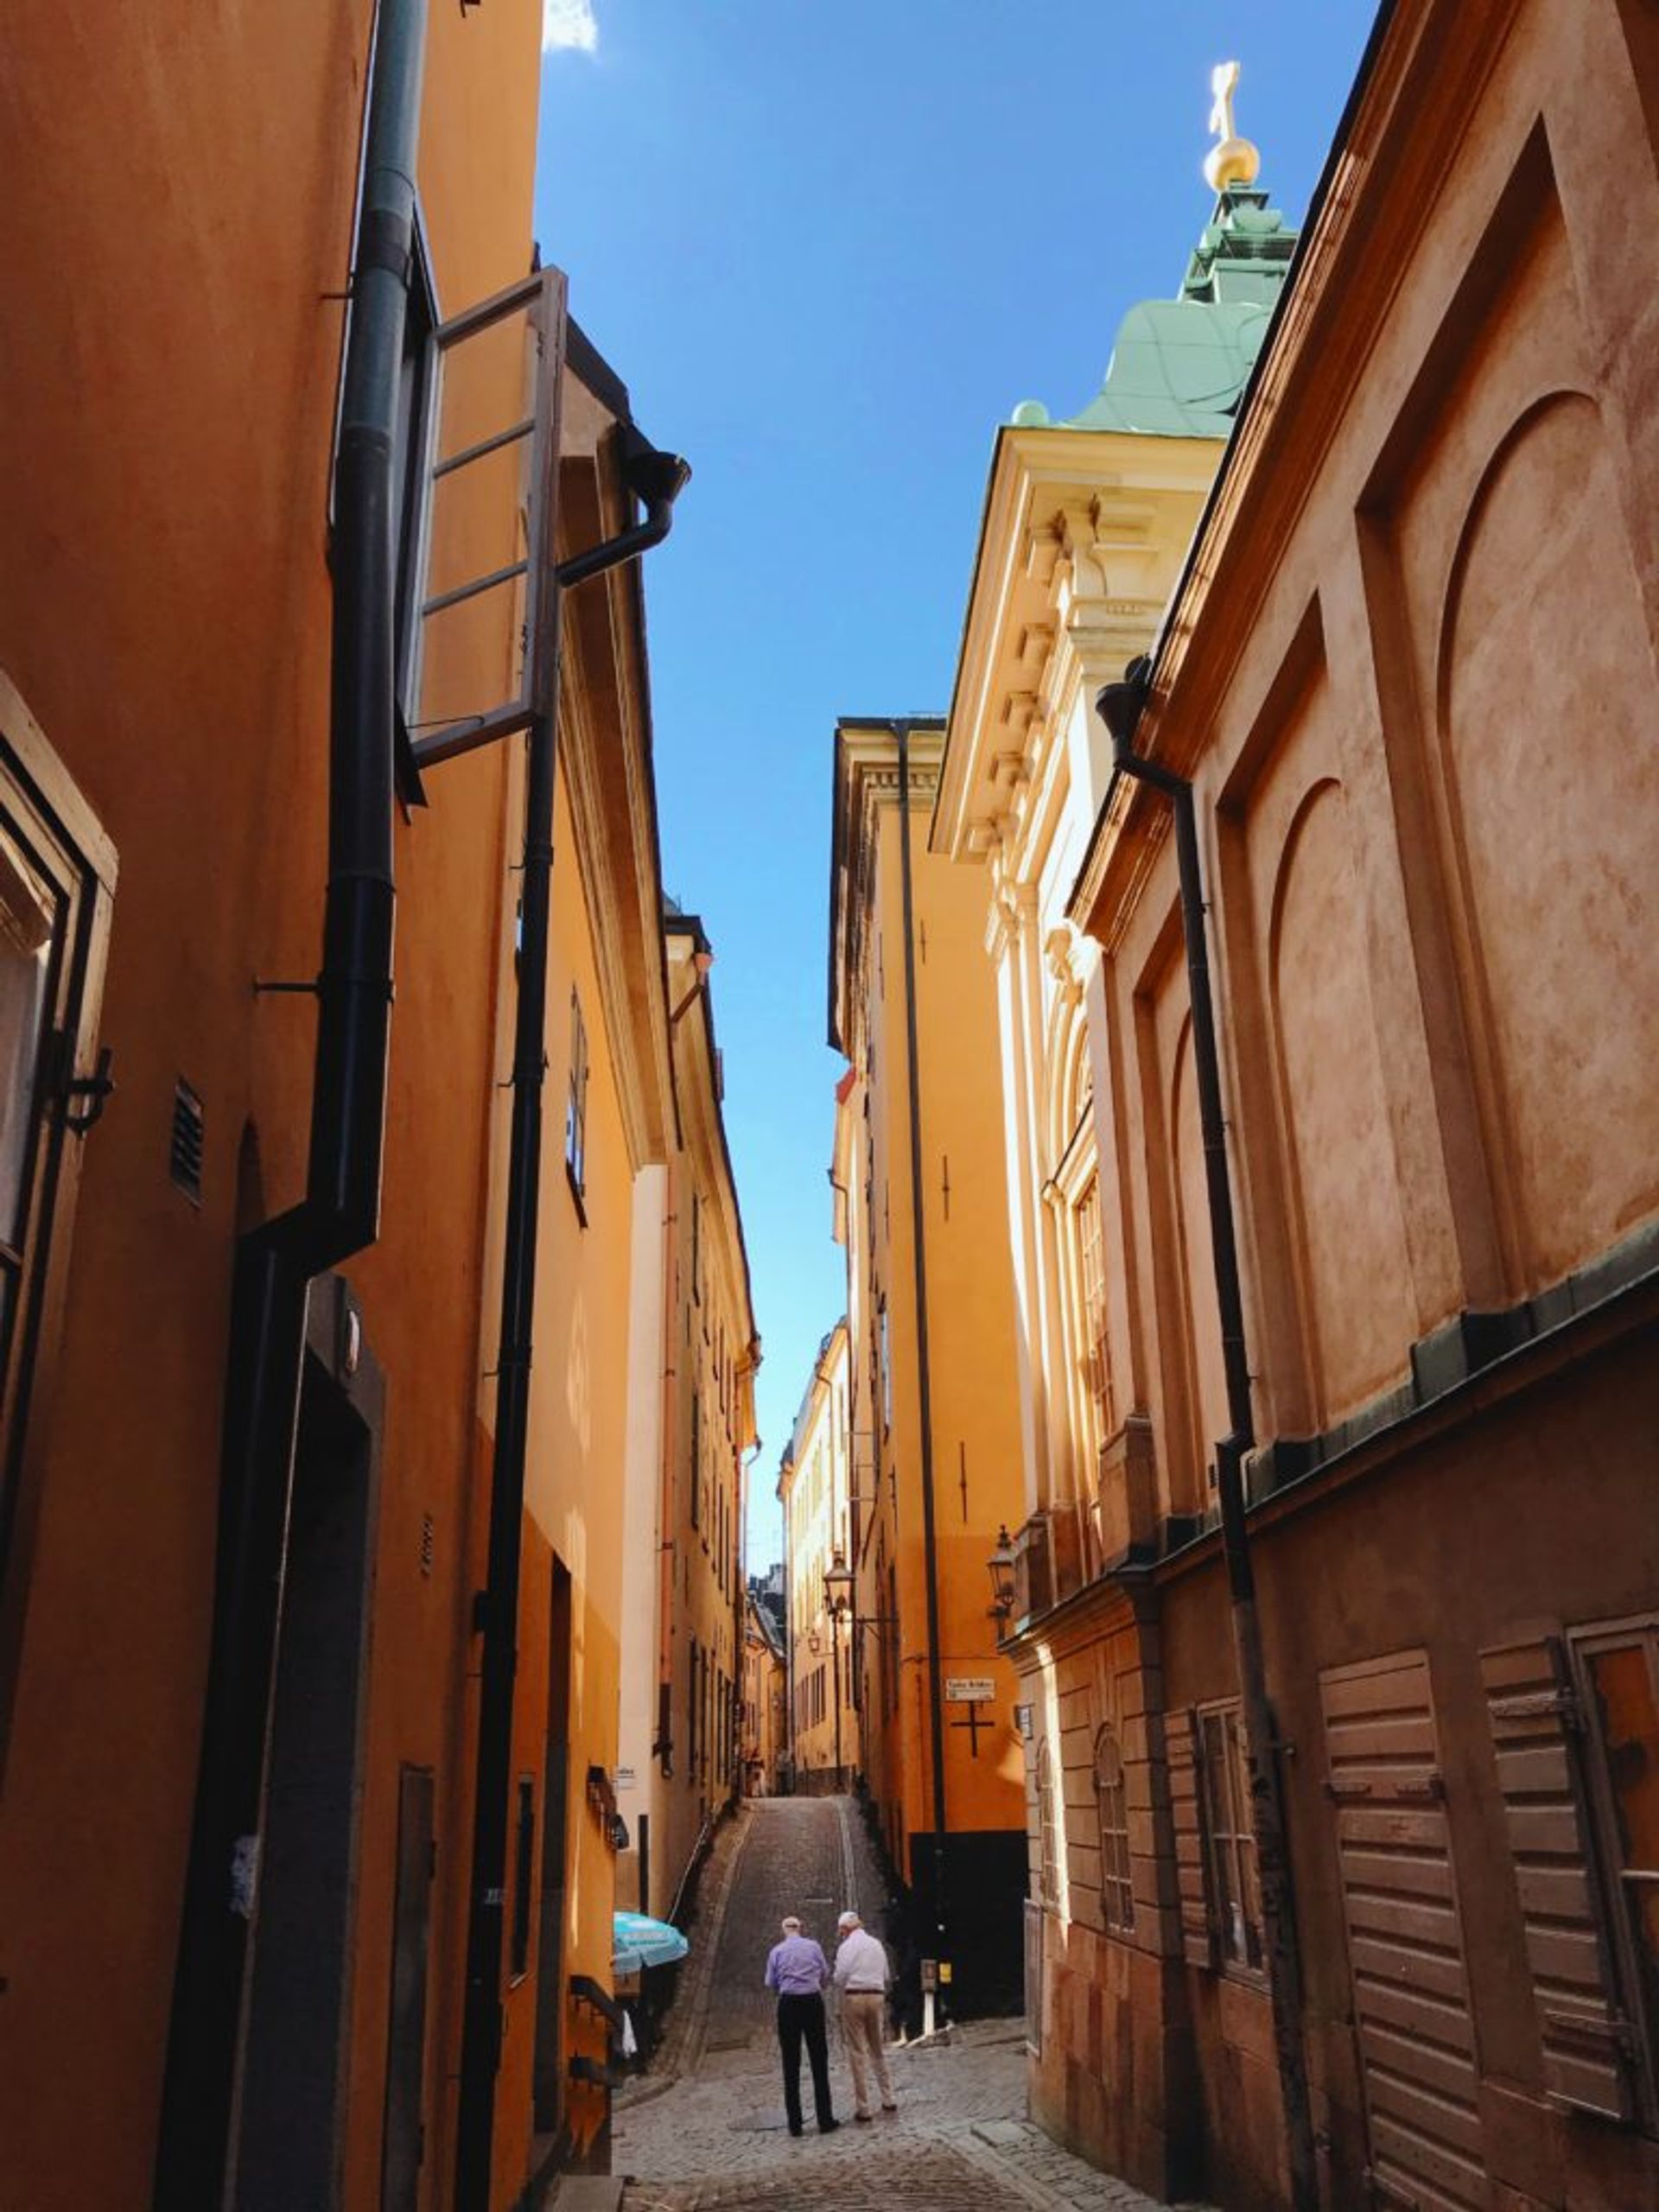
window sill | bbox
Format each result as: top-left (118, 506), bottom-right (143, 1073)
top-left (1217, 1961), bottom-right (1269, 1993)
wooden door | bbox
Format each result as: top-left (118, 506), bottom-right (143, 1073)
top-left (235, 1354), bottom-right (375, 2211)
top-left (1320, 1649), bottom-right (1485, 2211)
top-left (381, 1765), bottom-right (435, 2212)
top-left (533, 1558), bottom-right (574, 2133)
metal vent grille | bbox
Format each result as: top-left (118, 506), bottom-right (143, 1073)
top-left (420, 1513), bottom-right (435, 1578)
top-left (170, 1080), bottom-right (204, 1203)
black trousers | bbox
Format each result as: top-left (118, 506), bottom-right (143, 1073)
top-left (775, 1992), bottom-right (834, 2130)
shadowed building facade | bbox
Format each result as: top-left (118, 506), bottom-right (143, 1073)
top-left (0, 5), bottom-right (711, 2206)
top-left (779, 1320), bottom-right (861, 1793)
top-left (957, 5), bottom-right (1659, 2208)
top-left (616, 909), bottom-right (759, 1934)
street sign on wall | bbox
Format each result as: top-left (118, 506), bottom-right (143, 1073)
top-left (944, 1677), bottom-right (995, 1703)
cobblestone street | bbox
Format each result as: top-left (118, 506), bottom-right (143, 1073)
top-left (560, 1799), bottom-right (1212, 2212)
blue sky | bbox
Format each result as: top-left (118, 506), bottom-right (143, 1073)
top-left (534, 1), bottom-right (1375, 1571)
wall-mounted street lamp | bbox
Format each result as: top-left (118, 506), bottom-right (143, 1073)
top-left (822, 1548), bottom-right (854, 1790)
top-left (823, 1550), bottom-right (854, 1616)
top-left (987, 1525), bottom-right (1017, 1621)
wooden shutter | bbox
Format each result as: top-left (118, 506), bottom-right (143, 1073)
top-left (1322, 1649), bottom-right (1484, 2209)
top-left (1481, 1634), bottom-right (1637, 2122)
top-left (1166, 1707), bottom-right (1215, 1967)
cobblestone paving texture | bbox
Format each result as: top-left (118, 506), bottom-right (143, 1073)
top-left (589, 1797), bottom-right (1216, 2212)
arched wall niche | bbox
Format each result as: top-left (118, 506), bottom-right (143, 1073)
top-left (1433, 387), bottom-right (1659, 1291)
top-left (1265, 776), bottom-right (1416, 1427)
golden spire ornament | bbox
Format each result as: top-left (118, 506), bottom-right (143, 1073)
top-left (1204, 60), bottom-right (1262, 192)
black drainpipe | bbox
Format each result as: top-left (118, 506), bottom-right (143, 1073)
top-left (895, 725), bottom-right (950, 2005)
top-left (153, 7), bottom-right (425, 2203)
top-left (1097, 658), bottom-right (1318, 2212)
top-left (454, 437), bottom-right (688, 2212)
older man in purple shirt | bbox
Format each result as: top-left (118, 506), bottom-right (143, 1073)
top-left (764, 1915), bottom-right (839, 2135)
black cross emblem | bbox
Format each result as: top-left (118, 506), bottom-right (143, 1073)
top-left (950, 1701), bottom-right (989, 1757)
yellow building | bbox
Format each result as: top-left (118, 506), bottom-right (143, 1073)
top-left (927, 79), bottom-right (1278, 2169)
top-left (828, 717), bottom-right (1027, 2017)
top-left (616, 911), bottom-right (759, 1932)
top-left (778, 1322), bottom-right (859, 1790)
top-left (741, 1582), bottom-right (787, 1796)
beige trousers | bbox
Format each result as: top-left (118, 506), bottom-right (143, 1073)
top-left (841, 1991), bottom-right (893, 2114)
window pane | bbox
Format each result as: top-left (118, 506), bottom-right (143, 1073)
top-left (0, 826), bottom-right (58, 1248)
top-left (1225, 1713), bottom-right (1264, 1967)
top-left (1587, 1638), bottom-right (1659, 2027)
top-left (1076, 1172), bottom-right (1113, 1449)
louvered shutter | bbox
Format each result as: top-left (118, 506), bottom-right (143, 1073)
top-left (1481, 1634), bottom-right (1637, 2121)
top-left (1166, 1705), bottom-right (1216, 1967)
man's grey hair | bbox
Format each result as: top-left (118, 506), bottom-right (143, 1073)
top-left (837, 1910), bottom-right (861, 1929)
top-left (781, 1915), bottom-right (802, 1933)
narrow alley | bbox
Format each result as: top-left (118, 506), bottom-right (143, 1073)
top-left (592, 1800), bottom-right (1212, 2212)
top-left (5, 7), bottom-right (1659, 2211)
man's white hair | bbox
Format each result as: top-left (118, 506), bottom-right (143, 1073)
top-left (781, 1915), bottom-right (802, 1932)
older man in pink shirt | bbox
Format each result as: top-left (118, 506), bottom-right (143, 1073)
top-left (764, 1915), bottom-right (840, 2135)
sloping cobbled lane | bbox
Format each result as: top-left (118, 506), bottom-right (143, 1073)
top-left (598, 1797), bottom-right (1213, 2212)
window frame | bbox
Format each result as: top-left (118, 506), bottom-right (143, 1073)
top-left (564, 986), bottom-right (588, 1216)
top-left (878, 1300), bottom-right (892, 1436)
top-left (0, 675), bottom-right (117, 1765)
top-left (690, 1388), bottom-right (702, 1529)
top-left (509, 1773), bottom-right (536, 1986)
top-left (391, 212), bottom-right (441, 743)
top-left (1094, 1721), bottom-right (1135, 1935)
top-left (1196, 1698), bottom-right (1265, 1977)
top-left (1036, 1740), bottom-right (1060, 1910)
top-left (1570, 1611), bottom-right (1659, 2123)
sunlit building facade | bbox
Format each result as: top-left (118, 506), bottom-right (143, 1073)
top-left (829, 717), bottom-right (1028, 2017)
top-left (778, 1322), bottom-right (859, 1790)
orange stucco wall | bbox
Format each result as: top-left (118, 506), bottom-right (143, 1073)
top-left (0, 4), bottom-right (553, 2206)
top-left (1033, 2), bottom-right (1659, 2205)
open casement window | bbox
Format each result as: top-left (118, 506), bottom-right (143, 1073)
top-left (1050, 1075), bottom-right (1115, 1508)
top-left (403, 267), bottom-right (568, 779)
top-left (689, 1390), bottom-right (701, 1529)
top-left (1483, 1626), bottom-right (1655, 2125)
top-left (1196, 1700), bottom-right (1264, 1974)
top-left (1095, 1722), bottom-right (1135, 1934)
top-left (0, 674), bottom-right (116, 1739)
top-left (878, 1301), bottom-right (892, 1435)
top-left (563, 988), bottom-right (588, 1209)
top-left (390, 219), bottom-right (439, 765)
top-left (1075, 1171), bottom-right (1113, 1451)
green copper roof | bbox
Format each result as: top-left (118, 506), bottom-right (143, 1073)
top-left (1011, 183), bottom-right (1297, 441)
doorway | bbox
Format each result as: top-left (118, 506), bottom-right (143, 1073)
top-left (533, 1556), bottom-right (574, 2136)
top-left (232, 1300), bottom-right (381, 2210)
